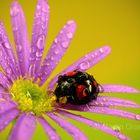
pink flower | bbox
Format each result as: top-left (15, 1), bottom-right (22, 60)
top-left (0, 0), bottom-right (139, 140)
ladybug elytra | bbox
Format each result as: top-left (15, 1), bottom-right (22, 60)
top-left (54, 71), bottom-right (100, 105)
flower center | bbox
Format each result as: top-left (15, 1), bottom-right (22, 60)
top-left (9, 78), bottom-right (56, 116)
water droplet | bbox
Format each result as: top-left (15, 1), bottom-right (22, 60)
top-left (36, 51), bottom-right (42, 58)
top-left (136, 115), bottom-right (140, 120)
top-left (99, 48), bottom-right (104, 53)
top-left (10, 6), bottom-right (19, 17)
top-left (91, 54), bottom-right (95, 58)
top-left (63, 25), bottom-right (66, 29)
top-left (54, 38), bottom-right (58, 44)
top-left (44, 62), bottom-right (50, 66)
top-left (50, 56), bottom-right (54, 61)
top-left (67, 20), bottom-right (74, 25)
top-left (50, 135), bottom-right (57, 140)
top-left (29, 56), bottom-right (35, 61)
top-left (54, 49), bottom-right (59, 54)
top-left (4, 42), bottom-right (11, 49)
top-left (62, 41), bottom-right (69, 48)
top-left (12, 27), bottom-right (18, 32)
top-left (41, 16), bottom-right (46, 22)
top-left (6, 68), bottom-right (12, 74)
top-left (0, 50), bottom-right (3, 58)
top-left (37, 35), bottom-right (45, 50)
top-left (29, 64), bottom-right (35, 76)
top-left (42, 7), bottom-right (47, 13)
top-left (16, 45), bottom-right (22, 52)
top-left (118, 134), bottom-right (127, 140)
top-left (79, 61), bottom-right (90, 70)
top-left (37, 4), bottom-right (41, 10)
top-left (66, 32), bottom-right (73, 39)
top-left (102, 98), bottom-right (106, 102)
top-left (94, 52), bottom-right (98, 56)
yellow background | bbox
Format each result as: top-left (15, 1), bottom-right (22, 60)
top-left (0, 0), bottom-right (140, 139)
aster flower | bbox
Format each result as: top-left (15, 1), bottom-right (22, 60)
top-left (0, 0), bottom-right (139, 140)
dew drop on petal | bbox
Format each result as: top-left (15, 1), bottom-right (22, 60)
top-left (37, 35), bottom-right (45, 50)
top-left (46, 63), bottom-right (50, 66)
top-left (36, 51), bottom-right (42, 58)
top-left (54, 38), bottom-right (58, 44)
top-left (4, 42), bottom-right (10, 49)
top-left (50, 56), bottom-right (54, 61)
top-left (10, 6), bottom-right (19, 17)
top-left (0, 50), bottom-right (3, 58)
top-left (37, 4), bottom-right (41, 10)
top-left (79, 61), bottom-right (90, 70)
top-left (66, 32), bottom-right (73, 39)
top-left (42, 7), bottom-right (47, 13)
top-left (54, 49), bottom-right (59, 54)
top-left (118, 134), bottom-right (127, 140)
top-left (50, 135), bottom-right (57, 140)
top-left (12, 27), bottom-right (18, 32)
top-left (6, 68), bottom-right (12, 74)
top-left (91, 54), bottom-right (95, 58)
top-left (135, 115), bottom-right (140, 120)
top-left (99, 48), bottom-right (104, 53)
top-left (61, 41), bottom-right (69, 48)
top-left (67, 20), bottom-right (74, 25)
top-left (17, 45), bottom-right (22, 53)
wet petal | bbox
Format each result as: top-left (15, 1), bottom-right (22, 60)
top-left (0, 71), bottom-right (11, 89)
top-left (0, 21), bottom-right (20, 77)
top-left (9, 113), bottom-right (36, 140)
top-left (101, 84), bottom-right (139, 93)
top-left (38, 117), bottom-right (61, 140)
top-left (47, 112), bottom-right (88, 140)
top-left (61, 105), bottom-right (140, 120)
top-left (10, 2), bottom-right (29, 76)
top-left (38, 20), bottom-right (76, 85)
top-left (48, 46), bottom-right (111, 90)
top-left (0, 101), bottom-right (17, 114)
top-left (89, 96), bottom-right (140, 108)
top-left (0, 43), bottom-right (16, 80)
top-left (0, 108), bottom-right (19, 132)
top-left (58, 110), bottom-right (131, 140)
top-left (29, 0), bottom-right (50, 78)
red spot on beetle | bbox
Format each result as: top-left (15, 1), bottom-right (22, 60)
top-left (76, 85), bottom-right (87, 100)
top-left (65, 71), bottom-right (77, 77)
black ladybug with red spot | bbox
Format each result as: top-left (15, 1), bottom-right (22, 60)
top-left (54, 71), bottom-right (100, 105)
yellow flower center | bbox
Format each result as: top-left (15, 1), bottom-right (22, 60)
top-left (9, 78), bottom-right (56, 116)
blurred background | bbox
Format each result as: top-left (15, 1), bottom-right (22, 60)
top-left (0, 0), bottom-right (140, 139)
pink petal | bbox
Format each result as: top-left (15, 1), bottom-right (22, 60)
top-left (0, 21), bottom-right (20, 77)
top-left (48, 46), bottom-right (111, 90)
top-left (0, 101), bottom-right (17, 114)
top-left (10, 2), bottom-right (29, 76)
top-left (89, 96), bottom-right (140, 108)
top-left (38, 117), bottom-right (61, 140)
top-left (58, 110), bottom-right (131, 140)
top-left (101, 84), bottom-right (139, 93)
top-left (0, 108), bottom-right (19, 132)
top-left (37, 20), bottom-right (76, 85)
top-left (0, 71), bottom-right (11, 89)
top-left (0, 42), bottom-right (16, 81)
top-left (9, 113), bottom-right (36, 140)
top-left (29, 0), bottom-right (50, 78)
top-left (61, 104), bottom-right (140, 120)
top-left (47, 112), bottom-right (88, 140)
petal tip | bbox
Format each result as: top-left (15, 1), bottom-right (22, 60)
top-left (103, 45), bottom-right (112, 53)
top-left (67, 20), bottom-right (77, 27)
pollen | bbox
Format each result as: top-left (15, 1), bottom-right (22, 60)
top-left (9, 77), bottom-right (56, 116)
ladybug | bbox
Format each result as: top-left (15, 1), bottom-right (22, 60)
top-left (54, 71), bottom-right (100, 105)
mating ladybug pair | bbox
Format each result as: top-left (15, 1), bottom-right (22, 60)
top-left (54, 71), bottom-right (100, 105)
